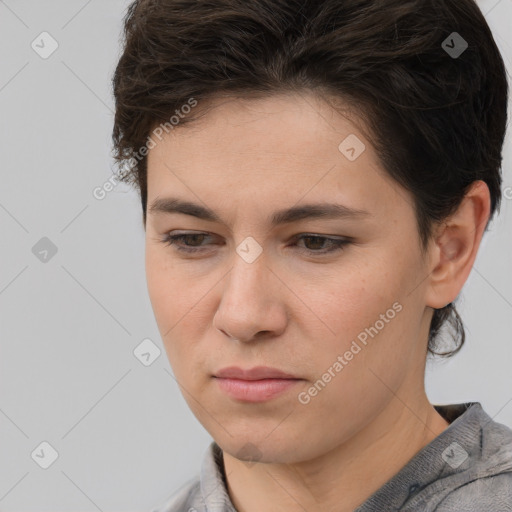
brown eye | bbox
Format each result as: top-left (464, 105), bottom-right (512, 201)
top-left (293, 234), bottom-right (349, 255)
top-left (161, 232), bottom-right (214, 253)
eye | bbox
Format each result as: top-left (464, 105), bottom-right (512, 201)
top-left (161, 232), bottom-right (215, 253)
top-left (160, 231), bottom-right (350, 256)
top-left (292, 234), bottom-right (349, 255)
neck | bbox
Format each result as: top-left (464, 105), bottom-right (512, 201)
top-left (223, 394), bottom-right (450, 512)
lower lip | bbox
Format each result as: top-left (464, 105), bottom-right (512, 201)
top-left (215, 377), bottom-right (301, 402)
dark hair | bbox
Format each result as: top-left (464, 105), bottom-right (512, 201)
top-left (111, 0), bottom-right (508, 358)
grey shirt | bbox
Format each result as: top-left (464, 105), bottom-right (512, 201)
top-left (151, 402), bottom-right (512, 511)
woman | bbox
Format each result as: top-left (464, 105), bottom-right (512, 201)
top-left (112, 0), bottom-right (512, 510)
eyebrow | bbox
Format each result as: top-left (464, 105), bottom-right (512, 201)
top-left (148, 197), bottom-right (371, 227)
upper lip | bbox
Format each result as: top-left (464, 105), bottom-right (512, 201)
top-left (214, 366), bottom-right (299, 380)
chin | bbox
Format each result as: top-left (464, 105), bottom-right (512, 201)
top-left (216, 431), bottom-right (313, 465)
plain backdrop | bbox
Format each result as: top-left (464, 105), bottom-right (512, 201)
top-left (0, 1), bottom-right (511, 510)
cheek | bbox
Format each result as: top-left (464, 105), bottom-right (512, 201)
top-left (145, 245), bottom-right (211, 367)
top-left (297, 272), bottom-right (411, 436)
top-left (302, 263), bottom-right (389, 336)
top-left (145, 246), bottom-right (188, 349)
top-left (146, 242), bottom-right (195, 315)
top-left (145, 248), bottom-right (173, 323)
top-left (304, 255), bottom-right (412, 371)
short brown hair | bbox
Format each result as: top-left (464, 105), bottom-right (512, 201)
top-left (111, 0), bottom-right (509, 358)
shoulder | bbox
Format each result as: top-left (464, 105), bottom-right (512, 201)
top-left (150, 477), bottom-right (203, 512)
top-left (434, 472), bottom-right (512, 512)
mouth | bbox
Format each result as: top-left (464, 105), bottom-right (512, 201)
top-left (213, 366), bottom-right (303, 402)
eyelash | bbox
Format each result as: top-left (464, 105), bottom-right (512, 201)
top-left (160, 232), bottom-right (350, 256)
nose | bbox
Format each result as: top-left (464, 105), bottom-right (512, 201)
top-left (213, 250), bottom-right (288, 344)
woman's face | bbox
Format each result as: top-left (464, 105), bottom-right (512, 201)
top-left (145, 93), bottom-right (437, 464)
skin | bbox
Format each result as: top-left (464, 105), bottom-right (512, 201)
top-left (144, 92), bottom-right (490, 512)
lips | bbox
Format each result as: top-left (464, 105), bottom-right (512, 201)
top-left (214, 366), bottom-right (298, 380)
top-left (213, 366), bottom-right (302, 402)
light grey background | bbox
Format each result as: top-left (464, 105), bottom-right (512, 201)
top-left (0, 1), bottom-right (511, 510)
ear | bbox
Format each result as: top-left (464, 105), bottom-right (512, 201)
top-left (424, 180), bottom-right (491, 309)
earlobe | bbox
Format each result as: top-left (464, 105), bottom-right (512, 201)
top-left (424, 180), bottom-right (491, 310)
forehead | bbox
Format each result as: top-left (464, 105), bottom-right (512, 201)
top-left (149, 93), bottom-right (368, 165)
top-left (145, 93), bottom-right (412, 225)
